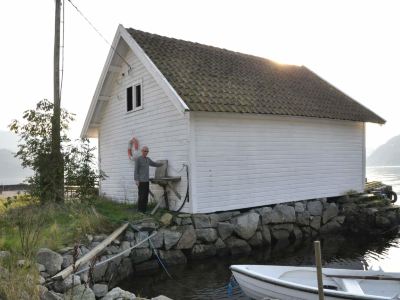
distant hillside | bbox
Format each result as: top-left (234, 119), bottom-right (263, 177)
top-left (367, 135), bottom-right (400, 166)
top-left (0, 149), bottom-right (32, 184)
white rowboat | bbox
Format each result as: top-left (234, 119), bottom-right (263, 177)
top-left (230, 265), bottom-right (400, 300)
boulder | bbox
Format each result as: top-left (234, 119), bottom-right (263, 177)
top-left (292, 225), bottom-right (303, 240)
top-left (130, 248), bottom-right (152, 264)
top-left (261, 225), bottom-right (272, 244)
top-left (120, 241), bottom-right (131, 257)
top-left (195, 228), bottom-right (218, 243)
top-left (160, 213), bottom-right (173, 226)
top-left (231, 212), bottom-right (259, 240)
top-left (92, 284), bottom-right (108, 298)
top-left (271, 224), bottom-right (293, 240)
top-left (259, 207), bottom-right (273, 224)
top-left (192, 214), bottom-right (211, 228)
top-left (62, 254), bottom-right (74, 269)
top-left (209, 214), bottom-right (219, 228)
top-left (296, 211), bottom-right (311, 226)
top-left (215, 211), bottom-right (235, 222)
top-left (149, 231), bottom-right (164, 249)
top-left (217, 222), bottom-right (234, 240)
top-left (163, 230), bottom-right (182, 250)
top-left (118, 257), bottom-right (133, 280)
top-left (272, 205), bottom-right (296, 223)
top-left (151, 296), bottom-right (173, 300)
top-left (181, 217), bottom-right (193, 225)
top-left (124, 230), bottom-right (135, 242)
top-left (190, 244), bottom-right (217, 259)
top-left (294, 202), bottom-right (305, 213)
top-left (310, 216), bottom-right (322, 230)
top-left (159, 250), bottom-right (187, 265)
top-left (92, 256), bottom-right (108, 282)
top-left (320, 220), bottom-right (341, 234)
top-left (36, 263), bottom-right (46, 272)
top-left (225, 237), bottom-right (251, 256)
top-left (248, 231), bottom-right (263, 247)
top-left (307, 200), bottom-right (323, 216)
top-left (101, 287), bottom-right (136, 300)
top-left (64, 285), bottom-right (95, 300)
top-left (36, 248), bottom-right (63, 276)
top-left (53, 274), bottom-right (80, 293)
top-left (42, 291), bottom-right (64, 300)
top-left (135, 260), bottom-right (160, 272)
top-left (176, 226), bottom-right (196, 249)
top-left (322, 203), bottom-right (339, 224)
top-left (135, 231), bottom-right (150, 248)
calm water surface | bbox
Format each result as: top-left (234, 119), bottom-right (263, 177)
top-left (119, 166), bottom-right (400, 299)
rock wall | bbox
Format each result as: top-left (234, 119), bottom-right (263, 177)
top-left (37, 194), bottom-right (400, 299)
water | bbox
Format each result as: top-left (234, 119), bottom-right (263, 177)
top-left (118, 166), bottom-right (400, 299)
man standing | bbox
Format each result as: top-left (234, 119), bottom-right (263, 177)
top-left (134, 146), bottom-right (163, 213)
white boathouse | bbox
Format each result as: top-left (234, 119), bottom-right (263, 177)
top-left (81, 25), bottom-right (385, 213)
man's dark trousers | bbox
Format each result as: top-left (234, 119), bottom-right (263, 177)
top-left (138, 181), bottom-right (150, 213)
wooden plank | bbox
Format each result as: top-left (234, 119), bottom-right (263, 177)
top-left (52, 222), bottom-right (129, 280)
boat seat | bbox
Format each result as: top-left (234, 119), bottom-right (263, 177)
top-left (341, 279), bottom-right (364, 295)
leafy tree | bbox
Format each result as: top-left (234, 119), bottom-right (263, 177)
top-left (8, 99), bottom-right (104, 203)
top-left (9, 99), bottom-right (74, 202)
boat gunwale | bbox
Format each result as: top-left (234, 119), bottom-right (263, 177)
top-left (230, 265), bottom-right (391, 300)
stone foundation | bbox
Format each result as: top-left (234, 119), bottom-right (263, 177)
top-left (37, 194), bottom-right (400, 299)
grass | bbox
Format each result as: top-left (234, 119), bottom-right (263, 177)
top-left (0, 195), bottom-right (165, 254)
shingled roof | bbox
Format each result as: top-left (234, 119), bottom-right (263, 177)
top-left (127, 28), bottom-right (385, 124)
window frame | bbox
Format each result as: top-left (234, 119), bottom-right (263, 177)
top-left (126, 79), bottom-right (143, 113)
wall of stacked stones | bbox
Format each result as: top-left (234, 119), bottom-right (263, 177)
top-left (36, 196), bottom-right (400, 298)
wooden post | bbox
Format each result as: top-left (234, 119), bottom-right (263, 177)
top-left (314, 240), bottom-right (325, 300)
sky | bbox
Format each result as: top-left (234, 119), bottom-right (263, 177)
top-left (0, 0), bottom-right (399, 153)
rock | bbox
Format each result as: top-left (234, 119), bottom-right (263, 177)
top-left (120, 241), bottom-right (131, 257)
top-left (310, 216), bottom-right (322, 230)
top-left (101, 287), bottom-right (136, 300)
top-left (296, 211), bottom-right (311, 226)
top-left (105, 245), bottom-right (119, 255)
top-left (137, 222), bottom-right (159, 232)
top-left (259, 207), bottom-right (273, 224)
top-left (217, 222), bottom-right (234, 240)
top-left (151, 296), bottom-right (173, 300)
top-left (0, 266), bottom-right (9, 280)
top-left (307, 200), bottom-right (323, 216)
top-left (53, 274), bottom-right (80, 293)
top-left (271, 224), bottom-right (293, 240)
top-left (176, 226), bottom-right (196, 249)
top-left (181, 217), bottom-right (193, 225)
top-left (294, 202), bottom-right (305, 213)
top-left (163, 230), bottom-right (182, 250)
top-left (231, 212), bottom-right (259, 240)
top-left (130, 248), bottom-right (152, 264)
top-left (89, 242), bottom-right (100, 249)
top-left (93, 234), bottom-right (107, 242)
top-left (261, 225), bottom-right (272, 244)
top-left (216, 211), bottom-right (235, 222)
top-left (135, 260), bottom-right (160, 272)
top-left (36, 248), bottom-right (63, 276)
top-left (135, 231), bottom-right (150, 248)
top-left (149, 231), bottom-right (164, 248)
top-left (160, 213), bottom-right (173, 226)
top-left (271, 205), bottom-right (296, 223)
top-left (209, 214), bottom-right (219, 228)
top-left (225, 237), bottom-right (251, 255)
top-left (124, 230), bottom-right (135, 242)
top-left (376, 216), bottom-right (391, 228)
top-left (195, 228), bottom-right (218, 243)
top-left (37, 284), bottom-right (48, 299)
top-left (80, 246), bottom-right (90, 256)
top-left (322, 203), bottom-right (339, 224)
top-left (41, 271), bottom-right (50, 278)
top-left (173, 216), bottom-right (182, 225)
top-left (92, 256), bottom-right (109, 282)
top-left (118, 257), bottom-right (133, 279)
top-left (17, 259), bottom-right (27, 267)
top-left (248, 231), bottom-right (263, 247)
top-left (159, 250), bottom-right (187, 265)
top-left (320, 220), bottom-right (341, 234)
top-left (39, 275), bottom-right (46, 284)
top-left (215, 238), bottom-right (226, 250)
top-left (58, 247), bottom-right (73, 255)
top-left (191, 244), bottom-right (217, 259)
top-left (0, 250), bottom-right (10, 260)
top-left (64, 285), bottom-right (95, 300)
top-left (92, 284), bottom-right (108, 298)
top-left (62, 254), bottom-right (73, 269)
top-left (336, 215), bottom-right (346, 224)
top-left (292, 225), bottom-right (303, 240)
top-left (192, 214), bottom-right (211, 228)
top-left (42, 290), bottom-right (64, 300)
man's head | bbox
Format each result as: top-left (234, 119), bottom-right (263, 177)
top-left (141, 146), bottom-right (149, 157)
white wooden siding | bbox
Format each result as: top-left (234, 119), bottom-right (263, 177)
top-left (191, 112), bottom-right (364, 213)
top-left (98, 48), bottom-right (190, 212)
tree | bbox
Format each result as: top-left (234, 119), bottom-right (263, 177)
top-left (9, 99), bottom-right (74, 202)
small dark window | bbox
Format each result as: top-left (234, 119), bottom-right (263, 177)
top-left (135, 84), bottom-right (141, 107)
top-left (127, 86), bottom-right (133, 111)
